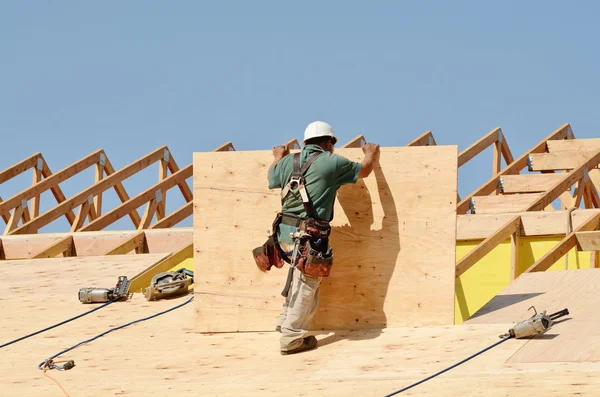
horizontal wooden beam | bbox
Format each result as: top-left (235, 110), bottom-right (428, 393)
top-left (525, 211), bottom-right (600, 273)
top-left (103, 231), bottom-right (146, 255)
top-left (529, 152), bottom-right (589, 171)
top-left (0, 153), bottom-right (41, 184)
top-left (9, 147), bottom-right (169, 235)
top-left (501, 174), bottom-right (565, 194)
top-left (547, 138), bottom-right (600, 153)
top-left (149, 201), bottom-right (192, 229)
top-left (458, 127), bottom-right (501, 167)
top-left (128, 242), bottom-right (194, 293)
top-left (406, 131), bottom-right (436, 146)
top-left (80, 164), bottom-right (193, 232)
top-left (457, 123), bottom-right (573, 214)
top-left (456, 216), bottom-right (521, 277)
top-left (0, 150), bottom-right (103, 219)
top-left (31, 236), bottom-right (74, 259)
top-left (470, 193), bottom-right (544, 214)
top-left (457, 209), bottom-right (600, 240)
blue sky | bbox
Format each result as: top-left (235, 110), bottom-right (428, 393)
top-left (1, 1), bottom-right (599, 232)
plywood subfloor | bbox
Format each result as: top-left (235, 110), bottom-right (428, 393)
top-left (465, 269), bottom-right (600, 363)
top-left (4, 312), bottom-right (600, 396)
top-left (193, 146), bottom-right (458, 332)
top-left (0, 254), bottom-right (172, 338)
top-left (3, 259), bottom-right (600, 396)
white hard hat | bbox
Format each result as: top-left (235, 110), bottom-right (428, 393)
top-left (303, 121), bottom-right (338, 145)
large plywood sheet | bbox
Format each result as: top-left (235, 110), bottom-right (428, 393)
top-left (465, 269), bottom-right (600, 363)
top-left (193, 146), bottom-right (458, 332)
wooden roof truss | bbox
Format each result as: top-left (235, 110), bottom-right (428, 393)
top-left (2, 125), bottom-right (599, 275)
top-left (456, 123), bottom-right (600, 279)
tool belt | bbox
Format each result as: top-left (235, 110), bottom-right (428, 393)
top-left (287, 212), bottom-right (333, 278)
top-left (295, 239), bottom-right (334, 278)
top-left (253, 150), bottom-right (334, 297)
top-left (253, 212), bottom-right (334, 278)
top-left (252, 214), bottom-right (288, 272)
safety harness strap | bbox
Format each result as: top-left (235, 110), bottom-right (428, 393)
top-left (280, 152), bottom-right (322, 218)
top-left (275, 150), bottom-right (327, 296)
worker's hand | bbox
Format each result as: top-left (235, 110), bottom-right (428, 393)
top-left (363, 143), bottom-right (380, 161)
top-left (273, 144), bottom-right (290, 159)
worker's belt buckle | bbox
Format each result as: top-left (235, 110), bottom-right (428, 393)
top-left (289, 176), bottom-right (302, 189)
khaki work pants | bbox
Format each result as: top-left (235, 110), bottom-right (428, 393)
top-left (276, 242), bottom-right (322, 352)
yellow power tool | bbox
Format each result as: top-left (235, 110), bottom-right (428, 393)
top-left (144, 268), bottom-right (193, 301)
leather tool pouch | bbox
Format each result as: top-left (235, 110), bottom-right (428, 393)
top-left (296, 241), bottom-right (334, 277)
top-left (252, 235), bottom-right (285, 272)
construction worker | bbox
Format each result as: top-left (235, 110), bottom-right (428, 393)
top-left (258, 120), bottom-right (380, 355)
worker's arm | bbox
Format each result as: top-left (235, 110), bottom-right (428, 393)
top-left (358, 143), bottom-right (380, 178)
top-left (270, 144), bottom-right (290, 169)
top-left (267, 144), bottom-right (290, 188)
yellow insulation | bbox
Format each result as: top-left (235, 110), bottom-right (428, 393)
top-left (455, 236), bottom-right (592, 324)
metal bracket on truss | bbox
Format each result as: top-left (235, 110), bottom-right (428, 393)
top-left (163, 149), bottom-right (170, 164)
top-left (21, 199), bottom-right (28, 210)
top-left (36, 157), bottom-right (44, 171)
top-left (99, 153), bottom-right (106, 168)
top-left (497, 131), bottom-right (503, 145)
top-left (155, 190), bottom-right (163, 204)
top-left (469, 198), bottom-right (476, 214)
top-left (88, 195), bottom-right (94, 205)
top-left (527, 155), bottom-right (534, 172)
top-left (567, 129), bottom-right (574, 139)
top-left (583, 168), bottom-right (590, 183)
top-left (498, 178), bottom-right (504, 193)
